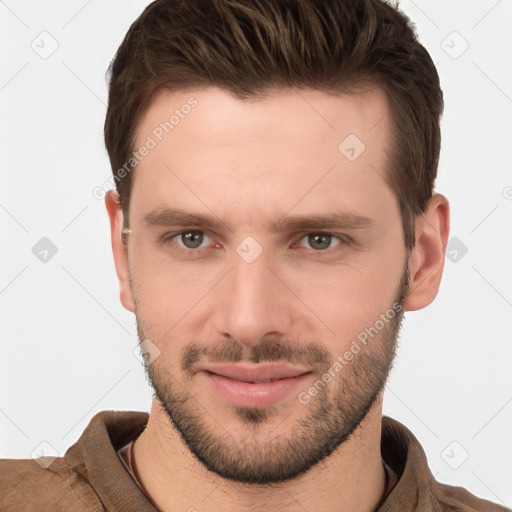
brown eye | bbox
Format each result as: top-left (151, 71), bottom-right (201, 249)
top-left (299, 233), bottom-right (342, 251)
top-left (174, 230), bottom-right (210, 249)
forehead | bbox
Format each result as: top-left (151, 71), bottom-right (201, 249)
top-left (136, 86), bottom-right (389, 151)
top-left (129, 86), bottom-right (395, 228)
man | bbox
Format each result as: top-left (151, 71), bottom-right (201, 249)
top-left (0, 0), bottom-right (509, 511)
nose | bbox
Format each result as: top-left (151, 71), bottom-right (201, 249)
top-left (212, 245), bottom-right (294, 347)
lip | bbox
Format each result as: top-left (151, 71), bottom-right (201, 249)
top-left (201, 363), bottom-right (312, 408)
top-left (202, 363), bottom-right (311, 382)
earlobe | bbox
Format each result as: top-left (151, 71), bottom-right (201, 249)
top-left (105, 190), bottom-right (135, 313)
top-left (404, 193), bottom-right (450, 312)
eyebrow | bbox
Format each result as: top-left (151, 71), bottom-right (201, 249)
top-left (142, 208), bottom-right (372, 233)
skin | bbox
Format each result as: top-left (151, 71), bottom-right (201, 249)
top-left (105, 87), bottom-right (449, 512)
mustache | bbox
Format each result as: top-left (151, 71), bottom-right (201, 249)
top-left (181, 336), bottom-right (332, 373)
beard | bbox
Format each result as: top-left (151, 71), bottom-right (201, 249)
top-left (135, 263), bottom-right (409, 485)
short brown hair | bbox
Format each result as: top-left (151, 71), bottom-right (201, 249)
top-left (104, 0), bottom-right (443, 249)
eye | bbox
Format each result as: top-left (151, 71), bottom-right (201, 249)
top-left (169, 230), bottom-right (213, 250)
top-left (298, 233), bottom-right (343, 251)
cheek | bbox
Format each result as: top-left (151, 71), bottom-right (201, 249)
top-left (279, 254), bottom-right (404, 344)
top-left (130, 245), bottom-right (228, 326)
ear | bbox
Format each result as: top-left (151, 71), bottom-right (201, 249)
top-left (405, 193), bottom-right (450, 311)
top-left (105, 190), bottom-right (135, 313)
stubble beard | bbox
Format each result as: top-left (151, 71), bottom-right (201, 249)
top-left (136, 264), bottom-right (408, 484)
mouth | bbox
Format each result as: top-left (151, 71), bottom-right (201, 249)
top-left (200, 363), bottom-right (313, 408)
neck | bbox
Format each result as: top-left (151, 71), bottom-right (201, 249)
top-left (132, 398), bottom-right (387, 512)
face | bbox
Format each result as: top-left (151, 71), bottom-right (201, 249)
top-left (119, 87), bottom-right (410, 483)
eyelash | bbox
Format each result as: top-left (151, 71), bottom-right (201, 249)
top-left (159, 230), bottom-right (350, 255)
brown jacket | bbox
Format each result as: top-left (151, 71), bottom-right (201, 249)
top-left (0, 411), bottom-right (509, 511)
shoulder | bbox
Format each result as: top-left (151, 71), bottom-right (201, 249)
top-left (431, 481), bottom-right (511, 512)
top-left (0, 456), bottom-right (103, 512)
top-left (380, 416), bottom-right (511, 512)
top-left (0, 410), bottom-right (149, 512)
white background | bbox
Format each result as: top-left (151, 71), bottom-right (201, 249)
top-left (1, 0), bottom-right (511, 507)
